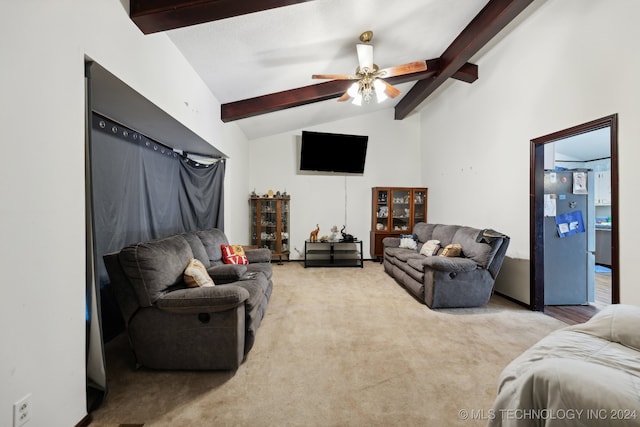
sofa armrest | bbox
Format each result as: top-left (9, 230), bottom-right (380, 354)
top-left (156, 285), bottom-right (250, 314)
top-left (382, 237), bottom-right (401, 248)
top-left (487, 236), bottom-right (510, 278)
top-left (422, 256), bottom-right (478, 273)
top-left (207, 264), bottom-right (248, 284)
top-left (245, 248), bottom-right (272, 263)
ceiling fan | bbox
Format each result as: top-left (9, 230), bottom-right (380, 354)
top-left (312, 31), bottom-right (429, 105)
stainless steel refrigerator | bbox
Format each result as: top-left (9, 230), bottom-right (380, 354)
top-left (543, 169), bottom-right (595, 305)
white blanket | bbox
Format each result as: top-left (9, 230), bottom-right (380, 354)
top-left (489, 304), bottom-right (640, 427)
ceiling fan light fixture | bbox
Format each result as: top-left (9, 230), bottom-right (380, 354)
top-left (374, 79), bottom-right (388, 103)
top-left (356, 44), bottom-right (374, 70)
top-left (347, 82), bottom-right (360, 98)
top-left (312, 30), bottom-right (408, 107)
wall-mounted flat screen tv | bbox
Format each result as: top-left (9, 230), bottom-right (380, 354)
top-left (299, 131), bottom-right (368, 174)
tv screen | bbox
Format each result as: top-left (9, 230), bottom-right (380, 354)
top-left (299, 131), bottom-right (368, 174)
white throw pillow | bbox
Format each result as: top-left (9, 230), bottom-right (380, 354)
top-left (399, 237), bottom-right (418, 250)
top-left (183, 258), bottom-right (215, 287)
top-left (420, 240), bottom-right (440, 256)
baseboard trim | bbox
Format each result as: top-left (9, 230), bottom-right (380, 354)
top-left (75, 414), bottom-right (92, 427)
top-left (494, 291), bottom-right (531, 310)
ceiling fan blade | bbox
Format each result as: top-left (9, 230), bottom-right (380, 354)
top-left (378, 79), bottom-right (401, 98)
top-left (312, 73), bottom-right (357, 80)
top-left (377, 60), bottom-right (428, 78)
top-left (356, 43), bottom-right (374, 70)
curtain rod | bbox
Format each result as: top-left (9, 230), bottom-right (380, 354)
top-left (92, 111), bottom-right (223, 161)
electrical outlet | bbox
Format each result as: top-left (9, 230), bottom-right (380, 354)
top-left (13, 394), bottom-right (31, 427)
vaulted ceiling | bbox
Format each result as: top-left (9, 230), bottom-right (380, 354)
top-left (129, 0), bottom-right (534, 139)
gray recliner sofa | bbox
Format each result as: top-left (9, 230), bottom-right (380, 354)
top-left (103, 228), bottom-right (272, 370)
top-left (383, 223), bottom-right (509, 308)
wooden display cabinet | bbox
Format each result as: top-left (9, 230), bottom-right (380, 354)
top-left (250, 195), bottom-right (290, 264)
top-left (370, 187), bottom-right (428, 260)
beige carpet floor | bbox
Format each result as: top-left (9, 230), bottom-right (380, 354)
top-left (89, 261), bottom-right (567, 427)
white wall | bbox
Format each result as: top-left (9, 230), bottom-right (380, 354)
top-left (0, 1), bottom-right (247, 426)
top-left (249, 109), bottom-right (421, 259)
top-left (221, 124), bottom-right (252, 243)
top-left (419, 0), bottom-right (640, 305)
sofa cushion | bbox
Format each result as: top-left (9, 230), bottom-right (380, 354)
top-left (382, 236), bottom-right (401, 249)
top-left (245, 248), bottom-right (272, 263)
top-left (407, 258), bottom-right (426, 272)
top-left (452, 226), bottom-right (498, 267)
top-left (207, 264), bottom-right (248, 285)
top-left (183, 258), bottom-right (215, 288)
top-left (385, 247), bottom-right (424, 262)
top-left (245, 262), bottom-right (273, 280)
top-left (196, 229), bottom-right (229, 265)
top-left (118, 234), bottom-right (194, 307)
top-left (421, 256), bottom-right (478, 272)
top-left (182, 231), bottom-right (211, 267)
top-left (413, 223), bottom-right (436, 244)
top-left (233, 273), bottom-right (270, 312)
top-left (432, 224), bottom-right (461, 246)
top-left (156, 284), bottom-right (249, 313)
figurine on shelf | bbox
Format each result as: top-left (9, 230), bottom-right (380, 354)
top-left (329, 225), bottom-right (339, 242)
top-left (340, 225), bottom-right (356, 242)
top-left (309, 224), bottom-right (320, 242)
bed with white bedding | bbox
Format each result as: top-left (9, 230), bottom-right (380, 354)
top-left (489, 304), bottom-right (640, 427)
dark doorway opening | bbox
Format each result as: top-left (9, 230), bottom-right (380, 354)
top-left (530, 114), bottom-right (619, 314)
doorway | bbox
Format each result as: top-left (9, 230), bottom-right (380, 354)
top-left (530, 114), bottom-right (619, 314)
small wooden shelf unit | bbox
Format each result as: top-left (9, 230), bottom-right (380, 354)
top-left (304, 240), bottom-right (363, 268)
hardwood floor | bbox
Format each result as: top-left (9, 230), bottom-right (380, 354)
top-left (543, 271), bottom-right (611, 325)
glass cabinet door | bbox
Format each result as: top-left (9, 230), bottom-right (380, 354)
top-left (374, 189), bottom-right (389, 231)
top-left (261, 200), bottom-right (277, 252)
top-left (250, 195), bottom-right (290, 261)
top-left (281, 198), bottom-right (290, 254)
top-left (250, 200), bottom-right (259, 245)
top-left (412, 189), bottom-right (427, 228)
top-left (391, 189), bottom-right (411, 232)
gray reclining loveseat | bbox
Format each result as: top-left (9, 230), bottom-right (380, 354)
top-left (104, 228), bottom-right (272, 370)
top-left (383, 223), bottom-right (509, 308)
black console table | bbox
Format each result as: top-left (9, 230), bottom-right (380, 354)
top-left (304, 240), bottom-right (363, 268)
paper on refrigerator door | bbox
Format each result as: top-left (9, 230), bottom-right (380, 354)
top-left (544, 194), bottom-right (556, 217)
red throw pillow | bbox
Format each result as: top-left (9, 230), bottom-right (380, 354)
top-left (221, 244), bottom-right (249, 265)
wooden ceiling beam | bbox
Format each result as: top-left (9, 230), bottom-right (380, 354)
top-left (222, 80), bottom-right (354, 122)
top-left (394, 0), bottom-right (533, 120)
top-left (453, 62), bottom-right (479, 84)
top-left (221, 59), bottom-right (477, 122)
top-left (131, 0), bottom-right (317, 34)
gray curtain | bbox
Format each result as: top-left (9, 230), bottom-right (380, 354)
top-left (91, 113), bottom-right (224, 290)
top-left (87, 112), bottom-right (224, 410)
